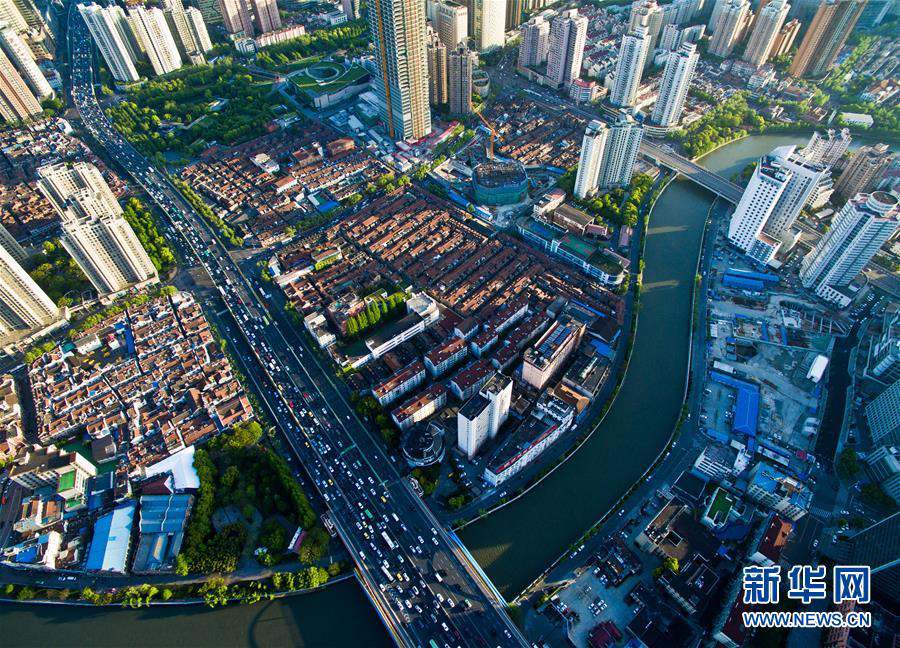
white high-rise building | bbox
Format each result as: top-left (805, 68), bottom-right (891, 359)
top-left (762, 145), bottom-right (828, 240)
top-left (129, 6), bottom-right (183, 76)
top-left (472, 0), bottom-right (505, 51)
top-left (457, 373), bottom-right (512, 459)
top-left (0, 245), bottom-right (62, 348)
top-left (37, 162), bottom-right (158, 297)
top-left (341, 0), bottom-right (360, 20)
top-left (546, 9), bottom-right (588, 88)
top-left (217, 0), bottom-right (254, 36)
top-left (0, 221), bottom-right (26, 263)
top-left (800, 192), bottom-right (900, 306)
top-left (368, 0), bottom-right (431, 141)
top-left (185, 7), bottom-right (213, 53)
top-left (598, 111), bottom-right (643, 190)
top-left (609, 26), bottom-right (648, 107)
top-left (743, 0), bottom-right (790, 67)
top-left (650, 42), bottom-right (697, 127)
top-left (629, 0), bottom-right (663, 67)
top-left (727, 155), bottom-right (792, 253)
top-left (0, 27), bottom-right (53, 100)
top-left (0, 0), bottom-right (28, 33)
top-left (708, 0), bottom-right (730, 29)
top-left (250, 0), bottom-right (281, 34)
top-left (708, 0), bottom-right (749, 58)
top-left (160, 0), bottom-right (203, 59)
top-left (79, 3), bottom-right (140, 83)
top-left (518, 15), bottom-right (549, 68)
top-left (574, 120), bottom-right (609, 199)
top-left (0, 46), bottom-right (40, 122)
top-left (434, 0), bottom-right (467, 47)
top-left (659, 22), bottom-right (705, 51)
top-left (801, 128), bottom-right (851, 167)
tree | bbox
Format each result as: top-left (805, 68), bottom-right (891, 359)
top-left (836, 448), bottom-right (860, 479)
top-left (223, 420), bottom-right (264, 449)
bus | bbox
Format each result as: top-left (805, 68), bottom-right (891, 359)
top-left (429, 641), bottom-right (439, 648)
top-left (364, 509), bottom-right (373, 520)
top-left (380, 565), bottom-right (394, 582)
top-left (381, 531), bottom-right (396, 550)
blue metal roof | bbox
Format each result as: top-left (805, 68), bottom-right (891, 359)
top-left (710, 371), bottom-right (760, 437)
top-left (85, 502), bottom-right (136, 572)
top-left (590, 339), bottom-right (614, 359)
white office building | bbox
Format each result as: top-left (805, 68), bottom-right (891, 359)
top-left (650, 42), bottom-right (697, 128)
top-left (708, 0), bottom-right (749, 58)
top-left (598, 111), bottom-right (643, 190)
top-left (457, 373), bottom-right (512, 459)
top-left (185, 7), bottom-right (213, 53)
top-left (0, 0), bottom-right (28, 33)
top-left (801, 128), bottom-right (852, 167)
top-left (0, 245), bottom-right (62, 348)
top-left (518, 15), bottom-right (550, 68)
top-left (743, 0), bottom-right (790, 67)
top-left (800, 192), bottom-right (900, 306)
top-left (727, 156), bottom-right (791, 256)
top-left (628, 0), bottom-right (663, 67)
top-left (546, 9), bottom-right (588, 88)
top-left (866, 381), bottom-right (900, 446)
top-left (79, 3), bottom-right (140, 82)
top-left (37, 162), bottom-right (158, 297)
top-left (0, 221), bottom-right (25, 263)
top-left (761, 145), bottom-right (828, 242)
top-left (129, 6), bottom-right (183, 76)
top-left (472, 0), bottom-right (505, 51)
top-left (434, 0), bottom-right (467, 48)
top-left (0, 27), bottom-right (53, 100)
top-left (610, 26), bottom-right (648, 108)
top-left (574, 120), bottom-right (608, 199)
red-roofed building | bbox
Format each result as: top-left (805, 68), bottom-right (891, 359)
top-left (390, 384), bottom-right (447, 430)
top-left (424, 336), bottom-right (468, 377)
top-left (371, 361), bottom-right (426, 406)
top-left (448, 360), bottom-right (493, 400)
top-left (749, 514), bottom-right (793, 566)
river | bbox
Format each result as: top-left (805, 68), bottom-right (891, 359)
top-left (0, 134), bottom-right (852, 645)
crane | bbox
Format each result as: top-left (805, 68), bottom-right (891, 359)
top-left (477, 111), bottom-right (499, 159)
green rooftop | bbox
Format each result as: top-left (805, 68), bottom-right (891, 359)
top-left (706, 487), bottom-right (736, 525)
top-left (558, 234), bottom-right (596, 260)
top-left (588, 250), bottom-right (625, 276)
top-left (57, 470), bottom-right (76, 492)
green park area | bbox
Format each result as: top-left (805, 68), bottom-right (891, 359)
top-left (291, 61), bottom-right (370, 104)
top-left (25, 198), bottom-right (173, 309)
top-left (668, 92), bottom-right (766, 158)
top-left (26, 240), bottom-right (93, 308)
top-left (176, 421), bottom-right (331, 575)
top-left (557, 172), bottom-right (655, 228)
top-left (105, 61), bottom-right (280, 161)
top-left (254, 21), bottom-right (369, 72)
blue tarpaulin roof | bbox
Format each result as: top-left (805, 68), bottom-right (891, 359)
top-left (723, 275), bottom-right (765, 291)
top-left (590, 339), bottom-right (614, 359)
top-left (710, 370), bottom-right (760, 437)
top-left (725, 268), bottom-right (779, 283)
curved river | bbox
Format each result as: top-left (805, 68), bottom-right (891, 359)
top-left (0, 134), bottom-right (831, 645)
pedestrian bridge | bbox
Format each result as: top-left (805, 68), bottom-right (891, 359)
top-left (640, 140), bottom-right (744, 204)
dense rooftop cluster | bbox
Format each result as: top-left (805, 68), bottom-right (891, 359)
top-left (180, 124), bottom-right (387, 246)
